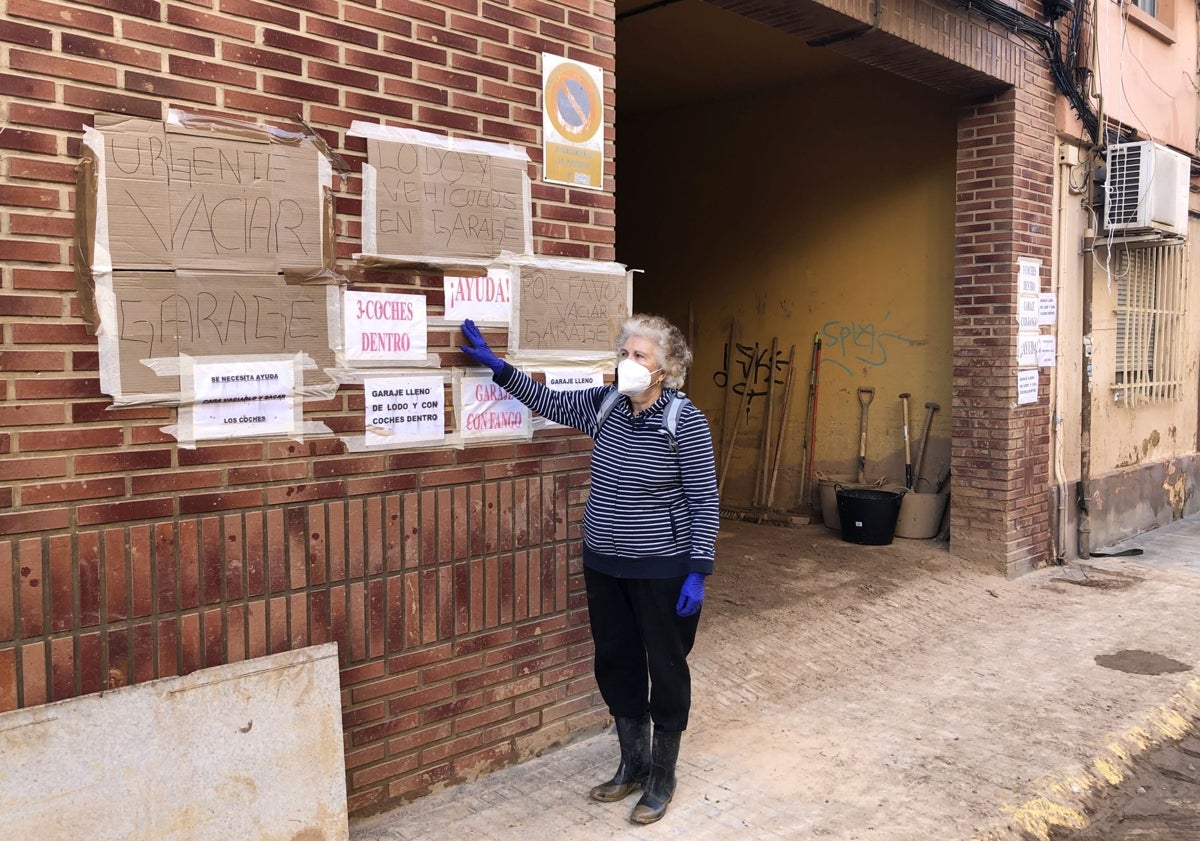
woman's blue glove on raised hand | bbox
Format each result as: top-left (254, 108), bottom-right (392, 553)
top-left (460, 318), bottom-right (504, 374)
top-left (675, 572), bottom-right (706, 617)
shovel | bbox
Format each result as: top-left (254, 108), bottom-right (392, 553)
top-left (856, 387), bottom-right (874, 484)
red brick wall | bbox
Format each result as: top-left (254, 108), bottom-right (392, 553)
top-left (0, 0), bottom-right (614, 814)
top-left (951, 67), bottom-right (1058, 576)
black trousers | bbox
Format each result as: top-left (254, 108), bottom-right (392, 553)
top-left (583, 566), bottom-right (701, 733)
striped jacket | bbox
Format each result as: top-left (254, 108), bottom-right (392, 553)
top-left (495, 364), bottom-right (719, 579)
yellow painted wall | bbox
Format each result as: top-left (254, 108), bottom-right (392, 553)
top-left (618, 71), bottom-right (958, 511)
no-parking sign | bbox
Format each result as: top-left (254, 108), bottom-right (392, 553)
top-left (542, 54), bottom-right (604, 190)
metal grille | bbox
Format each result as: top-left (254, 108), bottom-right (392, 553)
top-left (1113, 240), bottom-right (1189, 405)
top-left (1106, 142), bottom-right (1144, 228)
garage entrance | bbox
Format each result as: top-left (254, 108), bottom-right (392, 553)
top-left (614, 0), bottom-right (1058, 576)
top-left (614, 0), bottom-right (958, 521)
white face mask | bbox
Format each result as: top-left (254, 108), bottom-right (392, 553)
top-left (617, 358), bottom-right (662, 397)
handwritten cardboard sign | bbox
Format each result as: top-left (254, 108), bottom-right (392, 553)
top-left (363, 134), bottom-right (528, 261)
top-left (90, 116), bottom-right (327, 272)
top-left (343, 290), bottom-right (427, 362)
top-left (513, 261), bottom-right (629, 352)
top-left (103, 270), bottom-right (336, 403)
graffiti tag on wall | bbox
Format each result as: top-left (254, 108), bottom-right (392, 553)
top-left (712, 340), bottom-right (791, 411)
top-left (711, 316), bottom-right (922, 398)
top-left (820, 313), bottom-right (917, 376)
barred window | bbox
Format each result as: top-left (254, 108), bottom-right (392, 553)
top-left (1113, 240), bottom-right (1189, 405)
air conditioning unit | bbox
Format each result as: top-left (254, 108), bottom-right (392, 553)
top-left (1104, 141), bottom-right (1190, 237)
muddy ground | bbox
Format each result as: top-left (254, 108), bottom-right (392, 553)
top-left (353, 515), bottom-right (1200, 841)
top-left (1049, 730), bottom-right (1200, 839)
top-left (705, 517), bottom-right (1200, 839)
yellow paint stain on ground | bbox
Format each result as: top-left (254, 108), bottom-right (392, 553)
top-left (974, 677), bottom-right (1200, 841)
top-left (1092, 754), bottom-right (1125, 785)
top-left (1010, 798), bottom-right (1088, 840)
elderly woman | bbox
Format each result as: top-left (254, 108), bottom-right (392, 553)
top-left (460, 313), bottom-right (719, 824)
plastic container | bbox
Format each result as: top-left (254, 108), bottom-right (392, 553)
top-left (835, 487), bottom-right (906, 545)
top-left (895, 491), bottom-right (949, 539)
top-left (818, 475), bottom-right (886, 531)
top-left (817, 475), bottom-right (854, 530)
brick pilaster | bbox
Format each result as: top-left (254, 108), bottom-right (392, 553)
top-left (951, 71), bottom-right (1057, 576)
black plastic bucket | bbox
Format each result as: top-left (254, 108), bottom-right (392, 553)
top-left (835, 487), bottom-right (906, 545)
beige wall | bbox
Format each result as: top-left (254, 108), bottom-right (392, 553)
top-left (1088, 231), bottom-right (1200, 471)
top-left (1053, 137), bottom-right (1200, 552)
top-left (1093, 0), bottom-right (1198, 152)
top-left (618, 71), bottom-right (958, 511)
top-left (1048, 1), bottom-right (1200, 552)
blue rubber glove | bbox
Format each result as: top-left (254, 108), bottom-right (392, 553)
top-left (675, 572), bottom-right (706, 617)
top-left (460, 318), bottom-right (504, 374)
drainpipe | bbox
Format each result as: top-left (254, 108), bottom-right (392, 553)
top-left (1077, 214), bottom-right (1095, 560)
top-left (1051, 146), bottom-right (1068, 563)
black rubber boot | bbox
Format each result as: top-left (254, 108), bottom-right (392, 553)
top-left (630, 728), bottom-right (681, 824)
top-left (589, 715), bottom-right (651, 802)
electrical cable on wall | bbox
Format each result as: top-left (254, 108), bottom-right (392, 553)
top-left (948, 0), bottom-right (1100, 144)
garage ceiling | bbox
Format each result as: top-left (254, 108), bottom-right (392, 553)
top-left (615, 0), bottom-right (866, 114)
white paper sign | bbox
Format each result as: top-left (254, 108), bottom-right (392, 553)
top-left (364, 375), bottom-right (445, 448)
top-left (1038, 335), bottom-right (1056, 368)
top-left (1017, 292), bottom-right (1039, 330)
top-left (544, 369), bottom-right (603, 391)
top-left (459, 375), bottom-right (531, 440)
top-left (192, 359), bottom-right (295, 439)
top-left (443, 268), bottom-right (513, 324)
top-left (1017, 329), bottom-right (1040, 367)
top-left (1017, 257), bottom-right (1041, 295)
top-left (343, 290), bottom-right (427, 362)
top-left (1017, 369), bottom-right (1039, 405)
top-left (541, 368), bottom-right (603, 429)
top-left (1038, 293), bottom-right (1057, 326)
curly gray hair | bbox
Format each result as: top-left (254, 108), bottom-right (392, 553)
top-left (616, 314), bottom-right (693, 389)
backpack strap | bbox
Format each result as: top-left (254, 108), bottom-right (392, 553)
top-left (659, 391), bottom-right (690, 455)
top-left (595, 390), bottom-right (623, 435)
top-left (595, 390), bottom-right (691, 455)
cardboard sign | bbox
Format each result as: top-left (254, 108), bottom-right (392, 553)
top-left (362, 132), bottom-right (528, 261)
top-left (443, 268), bottom-right (512, 324)
top-left (364, 375), bottom-right (446, 448)
top-left (90, 116), bottom-right (327, 272)
top-left (459, 375), bottom-right (531, 441)
top-left (343, 291), bottom-right (427, 362)
top-left (103, 271), bottom-right (336, 403)
top-left (513, 261), bottom-right (629, 352)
